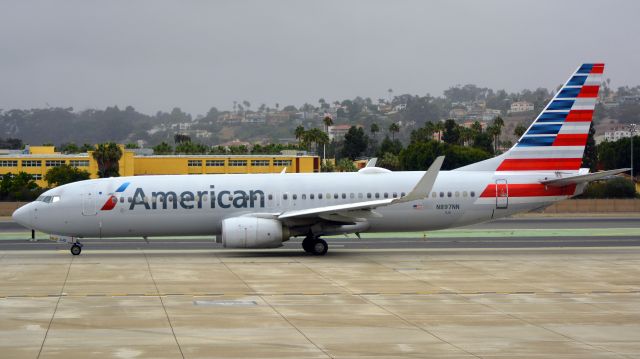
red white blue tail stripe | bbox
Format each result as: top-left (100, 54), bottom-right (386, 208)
top-left (497, 63), bottom-right (603, 172)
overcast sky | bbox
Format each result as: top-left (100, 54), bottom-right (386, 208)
top-left (1, 0), bottom-right (638, 115)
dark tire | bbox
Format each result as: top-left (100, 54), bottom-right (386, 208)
top-left (70, 244), bottom-right (82, 256)
top-left (310, 238), bottom-right (328, 256)
top-left (301, 237), bottom-right (313, 253)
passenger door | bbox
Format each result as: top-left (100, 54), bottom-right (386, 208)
top-left (82, 191), bottom-right (98, 216)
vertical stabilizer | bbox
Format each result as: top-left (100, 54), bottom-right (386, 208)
top-left (456, 63), bottom-right (603, 172)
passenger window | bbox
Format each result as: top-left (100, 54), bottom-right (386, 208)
top-left (350, 193), bottom-right (355, 199)
top-left (447, 192), bottom-right (452, 197)
top-left (293, 194), bottom-right (297, 200)
top-left (318, 193), bottom-right (323, 199)
top-left (128, 197), bottom-right (133, 203)
top-left (283, 194), bottom-right (288, 200)
top-left (358, 193), bottom-right (363, 199)
top-left (367, 193), bottom-right (372, 199)
top-left (455, 191), bottom-right (460, 197)
top-left (202, 195), bottom-right (208, 202)
top-left (120, 197), bottom-right (125, 203)
top-left (432, 192), bottom-right (436, 198)
top-left (383, 193), bottom-right (389, 198)
top-left (375, 193), bottom-right (380, 199)
top-left (302, 194), bottom-right (306, 200)
top-left (326, 193), bottom-right (331, 199)
top-left (334, 193), bottom-right (338, 199)
top-left (463, 191), bottom-right (468, 197)
top-left (392, 192), bottom-right (397, 198)
top-left (470, 191), bottom-right (476, 197)
top-left (310, 194), bottom-right (314, 200)
top-left (268, 194), bottom-right (273, 200)
top-left (439, 192), bottom-right (444, 197)
top-left (341, 193), bottom-right (346, 199)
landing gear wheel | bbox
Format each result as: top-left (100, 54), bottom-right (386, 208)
top-left (310, 238), bottom-right (328, 256)
top-left (70, 244), bottom-right (82, 256)
top-left (301, 237), bottom-right (314, 253)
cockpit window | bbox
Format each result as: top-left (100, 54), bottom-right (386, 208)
top-left (37, 195), bottom-right (60, 203)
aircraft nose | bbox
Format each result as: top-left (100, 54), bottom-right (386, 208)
top-left (12, 204), bottom-right (32, 228)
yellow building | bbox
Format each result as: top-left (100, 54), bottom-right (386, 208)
top-left (0, 146), bottom-right (320, 188)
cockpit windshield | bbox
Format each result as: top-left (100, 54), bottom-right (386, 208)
top-left (36, 195), bottom-right (61, 204)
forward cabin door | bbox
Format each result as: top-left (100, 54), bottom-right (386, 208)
top-left (495, 179), bottom-right (508, 209)
top-left (82, 190), bottom-right (98, 216)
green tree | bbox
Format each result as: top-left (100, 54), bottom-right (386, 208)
top-left (125, 143), bottom-right (140, 149)
top-left (378, 135), bottom-right (403, 156)
top-left (513, 124), bottom-right (527, 138)
top-left (581, 178), bottom-right (636, 198)
top-left (336, 158), bottom-right (357, 172)
top-left (59, 143), bottom-right (80, 154)
top-left (44, 164), bottom-right (90, 187)
top-left (0, 172), bottom-right (42, 201)
top-left (294, 125), bottom-right (305, 146)
top-left (378, 152), bottom-right (400, 171)
top-left (153, 142), bottom-right (173, 155)
top-left (370, 123), bottom-right (380, 140)
top-left (342, 126), bottom-right (369, 160)
top-left (491, 116), bottom-right (505, 153)
top-left (389, 122), bottom-right (400, 141)
top-left (471, 121), bottom-right (483, 134)
top-left (92, 143), bottom-right (123, 178)
top-left (581, 122), bottom-right (597, 172)
top-left (442, 119), bottom-right (460, 144)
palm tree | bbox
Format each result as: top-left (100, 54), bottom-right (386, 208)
top-left (370, 123), bottom-right (380, 140)
top-left (294, 125), bottom-right (305, 147)
top-left (92, 143), bottom-right (123, 178)
top-left (514, 124), bottom-right (527, 138)
top-left (322, 116), bottom-right (334, 162)
top-left (435, 121), bottom-right (444, 142)
top-left (492, 116), bottom-right (505, 152)
top-left (460, 127), bottom-right (474, 146)
top-left (389, 123), bottom-right (400, 141)
top-left (471, 121), bottom-right (483, 134)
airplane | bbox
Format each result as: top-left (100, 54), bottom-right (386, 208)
top-left (12, 63), bottom-right (629, 256)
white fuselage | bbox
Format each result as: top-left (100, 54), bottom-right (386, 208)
top-left (13, 170), bottom-right (578, 238)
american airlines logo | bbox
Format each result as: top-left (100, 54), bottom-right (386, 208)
top-left (104, 185), bottom-right (267, 211)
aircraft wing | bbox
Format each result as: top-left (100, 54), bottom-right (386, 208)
top-left (540, 168), bottom-right (630, 187)
top-left (278, 156), bottom-right (444, 221)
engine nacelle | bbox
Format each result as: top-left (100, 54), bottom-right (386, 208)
top-left (221, 217), bottom-right (289, 248)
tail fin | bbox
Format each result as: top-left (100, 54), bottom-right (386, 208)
top-left (457, 63), bottom-right (604, 172)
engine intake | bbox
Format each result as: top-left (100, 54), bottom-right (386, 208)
top-left (221, 217), bottom-right (289, 248)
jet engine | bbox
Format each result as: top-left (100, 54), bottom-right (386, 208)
top-left (221, 217), bottom-right (290, 248)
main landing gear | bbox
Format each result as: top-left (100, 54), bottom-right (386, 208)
top-left (301, 236), bottom-right (328, 256)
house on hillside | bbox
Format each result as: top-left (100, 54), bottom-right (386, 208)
top-left (508, 101), bottom-right (534, 113)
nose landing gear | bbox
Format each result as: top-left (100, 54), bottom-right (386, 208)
top-left (69, 239), bottom-right (83, 255)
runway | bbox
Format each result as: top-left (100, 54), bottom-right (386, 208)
top-left (1, 215), bottom-right (639, 358)
top-left (1, 216), bottom-right (639, 252)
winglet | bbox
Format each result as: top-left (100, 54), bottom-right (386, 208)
top-left (394, 156), bottom-right (444, 203)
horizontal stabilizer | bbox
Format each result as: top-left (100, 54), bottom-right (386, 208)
top-left (540, 168), bottom-right (630, 187)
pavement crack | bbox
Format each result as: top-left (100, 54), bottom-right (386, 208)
top-left (218, 259), bottom-right (333, 358)
top-left (142, 251), bottom-right (185, 359)
top-left (37, 254), bottom-right (73, 359)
